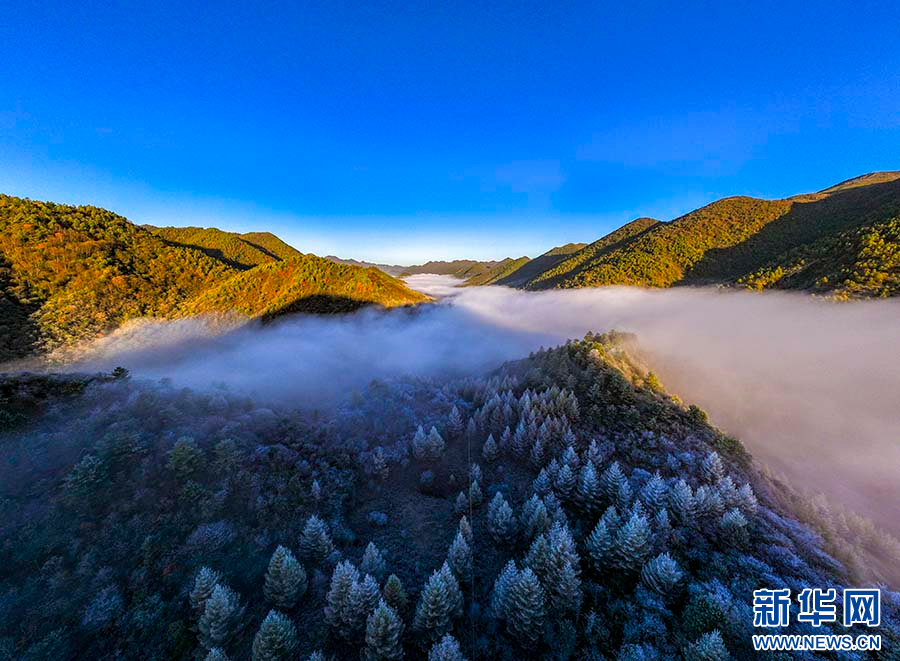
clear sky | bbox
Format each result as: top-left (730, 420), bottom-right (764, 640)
top-left (2, 1), bottom-right (899, 264)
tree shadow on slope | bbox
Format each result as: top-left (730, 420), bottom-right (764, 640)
top-left (259, 294), bottom-right (388, 322)
top-left (682, 178), bottom-right (900, 285)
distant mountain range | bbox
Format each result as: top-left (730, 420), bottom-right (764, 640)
top-left (444, 171), bottom-right (900, 298)
top-left (0, 196), bottom-right (427, 361)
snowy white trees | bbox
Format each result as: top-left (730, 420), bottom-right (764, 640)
top-left (199, 584), bottom-right (244, 651)
top-left (364, 600), bottom-right (404, 660)
top-left (251, 610), bottom-right (299, 661)
top-left (299, 515), bottom-right (336, 565)
top-left (487, 492), bottom-right (517, 545)
top-left (264, 546), bottom-right (307, 609)
top-left (413, 564), bottom-right (462, 642)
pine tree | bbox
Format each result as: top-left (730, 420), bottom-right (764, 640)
top-left (190, 566), bottom-right (221, 613)
top-left (532, 469), bottom-right (552, 496)
top-left (458, 515), bottom-right (473, 545)
top-left (499, 426), bottom-right (512, 452)
top-left (382, 574), bottom-right (408, 614)
top-left (576, 462), bottom-right (602, 515)
top-left (299, 515), bottom-right (335, 565)
top-left (640, 553), bottom-right (683, 596)
top-left (251, 610), bottom-right (299, 661)
top-left (205, 649), bottom-right (229, 661)
top-left (639, 472), bottom-right (668, 512)
top-left (481, 434), bottom-right (498, 463)
top-left (465, 418), bottom-right (477, 442)
top-left (412, 426), bottom-right (428, 460)
top-left (428, 634), bottom-right (467, 661)
top-left (361, 542), bottom-right (387, 581)
top-left (440, 562), bottom-right (464, 620)
top-left (736, 483), bottom-right (758, 514)
top-left (454, 491), bottom-right (468, 514)
top-left (467, 480), bottom-right (482, 508)
top-left (347, 574), bottom-right (381, 636)
top-left (447, 530), bottom-right (472, 579)
top-left (505, 568), bottom-right (546, 647)
top-left (613, 511), bottom-right (652, 572)
top-left (487, 492), bottom-right (516, 545)
top-left (719, 508), bottom-right (749, 546)
top-left (364, 599), bottom-right (404, 661)
top-left (684, 630), bottom-right (730, 660)
top-left (586, 519), bottom-right (615, 569)
top-left (653, 508), bottom-right (672, 552)
top-left (700, 452), bottom-right (725, 484)
top-left (447, 405), bottom-right (464, 438)
top-left (413, 568), bottom-right (455, 643)
top-left (521, 494), bottom-right (550, 540)
top-left (695, 486), bottom-right (725, 519)
top-left (600, 462), bottom-right (627, 503)
top-left (264, 546), bottom-right (307, 609)
top-left (544, 523), bottom-right (582, 615)
top-left (670, 479), bottom-right (696, 524)
top-left (199, 584), bottom-right (243, 650)
top-left (490, 560), bottom-right (519, 619)
top-left (426, 427), bottom-right (446, 460)
top-left (324, 560), bottom-right (360, 635)
top-left (554, 463), bottom-right (576, 502)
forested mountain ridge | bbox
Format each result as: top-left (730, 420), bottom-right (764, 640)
top-left (146, 225), bottom-right (303, 269)
top-left (0, 196), bottom-right (427, 361)
top-left (1, 332), bottom-right (897, 659)
top-left (401, 259), bottom-right (511, 280)
top-left (493, 171), bottom-right (900, 296)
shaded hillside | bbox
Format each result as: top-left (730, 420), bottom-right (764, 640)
top-left (401, 259), bottom-right (508, 280)
top-left (460, 257), bottom-right (531, 286)
top-left (514, 172), bottom-right (900, 296)
top-left (147, 226), bottom-right (302, 269)
top-left (484, 243), bottom-right (587, 288)
top-left (179, 255), bottom-right (429, 318)
top-left (0, 196), bottom-right (233, 359)
top-left (525, 218), bottom-right (660, 289)
top-left (2, 333), bottom-right (898, 659)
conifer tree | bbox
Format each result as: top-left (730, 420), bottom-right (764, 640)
top-left (640, 553), bottom-right (683, 596)
top-left (428, 634), bottom-right (467, 661)
top-left (700, 452), bottom-right (725, 484)
top-left (361, 542), bottom-right (388, 581)
top-left (481, 434), bottom-right (498, 463)
top-left (466, 418), bottom-right (477, 442)
top-left (324, 560), bottom-right (360, 634)
top-left (467, 480), bottom-right (482, 508)
top-left (264, 546), bottom-right (307, 610)
top-left (198, 584), bottom-right (244, 650)
top-left (505, 568), bottom-right (546, 647)
top-left (576, 461), bottom-right (601, 515)
top-left (613, 512), bottom-right (651, 572)
top-left (205, 649), bottom-right (229, 661)
top-left (190, 566), bottom-right (222, 614)
top-left (487, 492), bottom-right (516, 545)
top-left (684, 630), bottom-right (730, 660)
top-left (412, 426), bottom-right (428, 460)
top-left (489, 560), bottom-right (519, 619)
top-left (499, 426), bottom-right (512, 452)
top-left (454, 492), bottom-right (468, 514)
top-left (458, 515), bottom-right (473, 544)
top-left (720, 508), bottom-right (749, 546)
top-left (413, 568), bottom-right (455, 643)
top-left (440, 562), bottom-right (464, 620)
top-left (382, 574), bottom-right (408, 614)
top-left (586, 519), bottom-right (614, 569)
top-left (600, 462), bottom-right (627, 503)
top-left (521, 494), bottom-right (550, 540)
top-left (447, 405), bottom-right (464, 438)
top-left (554, 463), bottom-right (576, 502)
top-left (640, 471), bottom-right (668, 512)
top-left (299, 515), bottom-right (335, 565)
top-left (364, 599), bottom-right (404, 661)
top-left (251, 610), bottom-right (299, 661)
top-left (670, 479), bottom-right (696, 524)
top-left (447, 530), bottom-right (472, 579)
top-left (532, 469), bottom-right (552, 496)
top-left (347, 574), bottom-right (381, 636)
top-left (426, 426), bottom-right (446, 460)
top-left (653, 508), bottom-right (672, 552)
top-left (562, 445), bottom-right (579, 471)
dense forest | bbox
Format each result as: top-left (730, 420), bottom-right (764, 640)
top-left (1, 332), bottom-right (897, 660)
top-left (0, 196), bottom-right (427, 362)
top-left (460, 172), bottom-right (900, 298)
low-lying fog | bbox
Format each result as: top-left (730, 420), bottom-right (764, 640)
top-left (58, 274), bottom-right (900, 534)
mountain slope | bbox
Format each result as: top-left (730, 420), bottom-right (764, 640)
top-left (147, 225), bottom-right (303, 269)
top-left (460, 256), bottom-right (531, 286)
top-left (518, 172), bottom-right (900, 295)
top-left (478, 243), bottom-right (587, 288)
top-left (401, 259), bottom-right (508, 280)
top-left (0, 196), bottom-right (428, 360)
top-left (179, 255), bottom-right (429, 318)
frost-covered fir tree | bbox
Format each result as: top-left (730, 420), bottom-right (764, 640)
top-left (426, 427), bottom-right (446, 460)
top-left (190, 566), bottom-right (221, 614)
top-left (670, 479), bottom-right (696, 524)
top-left (481, 434), bottom-right (498, 463)
top-left (600, 462), bottom-right (627, 503)
top-left (364, 599), bottom-right (404, 661)
top-left (447, 530), bottom-right (472, 579)
top-left (576, 461), bottom-right (602, 515)
top-left (613, 511), bottom-right (652, 572)
top-left (413, 567), bottom-right (456, 642)
top-left (532, 468), bottom-right (552, 496)
top-left (361, 542), bottom-right (388, 581)
top-left (505, 568), bottom-right (546, 647)
top-left (412, 426), bottom-right (428, 460)
top-left (640, 553), bottom-right (683, 596)
top-left (439, 562), bottom-right (464, 620)
top-left (700, 452), bottom-right (725, 484)
top-left (264, 546), bottom-right (307, 609)
top-left (204, 648), bottom-right (229, 661)
top-left (554, 463), bottom-right (576, 502)
top-left (454, 491), bottom-right (468, 514)
top-left (251, 610), bottom-right (299, 661)
top-left (324, 560), bottom-right (360, 635)
top-left (382, 574), bottom-right (408, 614)
top-left (428, 634), bottom-right (467, 661)
top-left (299, 515), bottom-right (336, 565)
top-left (487, 492), bottom-right (516, 545)
top-left (447, 405), bottom-right (464, 438)
top-left (467, 480), bottom-right (483, 508)
top-left (458, 515), bottom-right (473, 545)
top-left (684, 630), bottom-right (730, 660)
top-left (347, 574), bottom-right (381, 636)
top-left (521, 494), bottom-right (550, 540)
top-left (198, 583), bottom-right (244, 650)
top-left (490, 560), bottom-right (519, 619)
top-left (640, 471), bottom-right (668, 512)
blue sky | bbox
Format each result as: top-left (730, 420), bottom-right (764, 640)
top-left (2, 0), bottom-right (899, 263)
